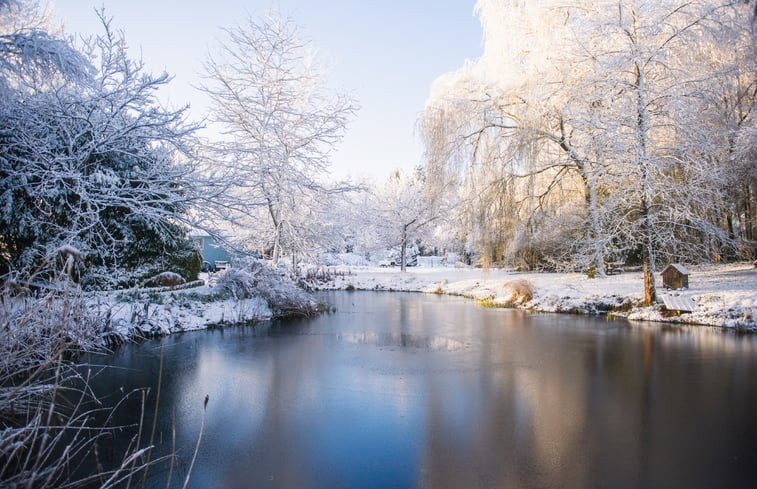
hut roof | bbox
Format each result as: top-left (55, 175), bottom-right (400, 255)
top-left (663, 263), bottom-right (690, 275)
top-left (661, 295), bottom-right (696, 312)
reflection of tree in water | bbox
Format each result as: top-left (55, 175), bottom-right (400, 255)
top-left (418, 314), bottom-right (597, 488)
top-left (91, 294), bottom-right (757, 488)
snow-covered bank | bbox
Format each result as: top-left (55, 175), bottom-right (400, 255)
top-left (101, 286), bottom-right (273, 339)
top-left (99, 263), bottom-right (320, 340)
top-left (317, 263), bottom-right (757, 330)
top-left (92, 262), bottom-right (755, 340)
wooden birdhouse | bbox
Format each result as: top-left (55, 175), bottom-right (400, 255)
top-left (661, 264), bottom-right (689, 289)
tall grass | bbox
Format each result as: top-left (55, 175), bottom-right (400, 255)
top-left (0, 256), bottom-right (175, 488)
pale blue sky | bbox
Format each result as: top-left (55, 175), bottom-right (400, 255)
top-left (53, 1), bottom-right (482, 180)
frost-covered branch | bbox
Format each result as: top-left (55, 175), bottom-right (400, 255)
top-left (0, 7), bottom-right (202, 285)
top-left (198, 11), bottom-right (358, 263)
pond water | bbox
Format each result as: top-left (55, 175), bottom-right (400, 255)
top-left (90, 291), bottom-right (757, 488)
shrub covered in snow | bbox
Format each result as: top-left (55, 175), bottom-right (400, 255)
top-left (0, 2), bottom-right (202, 287)
top-left (79, 238), bottom-right (202, 291)
top-left (293, 263), bottom-right (350, 290)
top-left (216, 267), bottom-right (261, 299)
top-left (216, 260), bottom-right (318, 317)
top-left (145, 271), bottom-right (186, 287)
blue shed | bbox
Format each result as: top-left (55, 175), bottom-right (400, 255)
top-left (190, 231), bottom-right (232, 271)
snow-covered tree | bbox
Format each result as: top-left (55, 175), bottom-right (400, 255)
top-left (420, 0), bottom-right (755, 303)
top-left (0, 8), bottom-right (199, 282)
top-left (566, 0), bottom-right (754, 303)
top-left (367, 167), bottom-right (447, 271)
top-left (0, 0), bottom-right (89, 91)
top-left (419, 0), bottom-right (611, 272)
top-left (688, 2), bottom-right (757, 255)
top-left (199, 12), bottom-right (357, 264)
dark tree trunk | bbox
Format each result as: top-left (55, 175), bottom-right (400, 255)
top-left (635, 57), bottom-right (656, 306)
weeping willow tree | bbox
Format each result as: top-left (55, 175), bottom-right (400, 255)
top-left (418, 0), bottom-right (610, 272)
top-left (420, 0), bottom-right (755, 304)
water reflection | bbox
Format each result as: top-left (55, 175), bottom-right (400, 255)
top-left (335, 331), bottom-right (468, 351)
top-left (91, 292), bottom-right (757, 489)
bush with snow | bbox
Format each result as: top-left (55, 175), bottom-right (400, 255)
top-left (145, 271), bottom-right (186, 287)
top-left (216, 260), bottom-right (318, 318)
top-left (216, 267), bottom-right (261, 299)
top-left (0, 8), bottom-right (200, 284)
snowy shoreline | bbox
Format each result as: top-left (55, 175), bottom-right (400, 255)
top-left (315, 262), bottom-right (757, 331)
top-left (101, 262), bottom-right (755, 339)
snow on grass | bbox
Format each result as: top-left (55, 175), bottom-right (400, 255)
top-left (100, 262), bottom-right (321, 339)
top-left (102, 284), bottom-right (273, 338)
top-left (318, 262), bottom-right (757, 330)
top-left (93, 262), bottom-right (755, 339)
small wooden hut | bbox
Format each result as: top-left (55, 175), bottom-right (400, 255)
top-left (661, 264), bottom-right (689, 289)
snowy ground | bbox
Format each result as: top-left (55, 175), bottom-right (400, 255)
top-left (317, 262), bottom-right (757, 330)
top-left (99, 284), bottom-right (272, 338)
top-left (96, 261), bottom-right (755, 337)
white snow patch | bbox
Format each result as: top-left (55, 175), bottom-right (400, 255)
top-left (317, 262), bottom-right (756, 330)
top-left (101, 284), bottom-right (273, 339)
top-left (87, 262), bottom-right (755, 341)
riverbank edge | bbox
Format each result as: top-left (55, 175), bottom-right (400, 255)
top-left (311, 264), bottom-right (756, 332)
top-left (320, 284), bottom-right (754, 332)
top-left (99, 287), bottom-right (324, 345)
top-left (99, 263), bottom-right (755, 341)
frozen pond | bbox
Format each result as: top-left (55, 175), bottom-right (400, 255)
top-left (90, 291), bottom-right (757, 488)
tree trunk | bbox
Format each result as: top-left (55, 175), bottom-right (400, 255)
top-left (746, 183), bottom-right (753, 242)
top-left (268, 198), bottom-right (281, 265)
top-left (642, 244), bottom-right (657, 306)
top-left (724, 212), bottom-right (736, 261)
top-left (400, 225), bottom-right (408, 272)
top-left (560, 116), bottom-right (606, 277)
top-left (635, 54), bottom-right (656, 305)
top-left (726, 212), bottom-right (735, 239)
top-left (587, 172), bottom-right (606, 277)
top-left (272, 221), bottom-right (282, 265)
